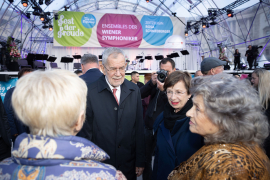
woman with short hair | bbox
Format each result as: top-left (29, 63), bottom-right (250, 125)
top-left (152, 71), bottom-right (204, 180)
top-left (0, 70), bottom-right (126, 180)
top-left (168, 73), bottom-right (270, 180)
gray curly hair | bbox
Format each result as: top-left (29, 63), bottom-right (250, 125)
top-left (190, 73), bottom-right (269, 146)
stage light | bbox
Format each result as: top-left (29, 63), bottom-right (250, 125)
top-left (8, 0), bottom-right (14, 3)
top-left (185, 30), bottom-right (188, 36)
top-left (54, 14), bottom-right (58, 20)
top-left (64, 6), bottom-right (69, 11)
top-left (202, 22), bottom-right (206, 28)
top-left (210, 17), bottom-right (217, 25)
top-left (227, 9), bottom-right (233, 17)
top-left (172, 12), bottom-right (176, 17)
top-left (45, 0), bottom-right (51, 5)
top-left (206, 23), bottom-right (209, 28)
top-left (208, 10), bottom-right (212, 16)
top-left (146, 0), bottom-right (149, 3)
top-left (26, 12), bottom-right (31, 19)
top-left (42, 24), bottom-right (48, 29)
top-left (187, 22), bottom-right (191, 29)
top-left (49, 25), bottom-right (53, 31)
top-left (194, 27), bottom-right (199, 34)
top-left (33, 7), bottom-right (40, 16)
top-left (213, 10), bottom-right (217, 16)
top-left (40, 13), bottom-right (45, 21)
top-left (39, 0), bottom-right (43, 5)
top-left (22, 0), bottom-right (28, 7)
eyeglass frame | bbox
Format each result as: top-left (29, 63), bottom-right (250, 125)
top-left (102, 64), bottom-right (126, 73)
top-left (165, 90), bottom-right (187, 97)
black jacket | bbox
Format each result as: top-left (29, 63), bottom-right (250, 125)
top-left (245, 50), bottom-right (254, 61)
top-left (140, 80), bottom-right (168, 129)
top-left (4, 87), bottom-right (29, 141)
top-left (80, 75), bottom-right (145, 180)
top-left (80, 68), bottom-right (103, 86)
top-left (0, 97), bottom-right (11, 160)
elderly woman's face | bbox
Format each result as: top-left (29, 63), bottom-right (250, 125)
top-left (186, 95), bottom-right (219, 136)
top-left (166, 81), bottom-right (191, 111)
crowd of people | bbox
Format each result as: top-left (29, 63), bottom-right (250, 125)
top-left (0, 47), bottom-right (269, 180)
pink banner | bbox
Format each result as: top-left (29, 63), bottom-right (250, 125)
top-left (97, 14), bottom-right (143, 48)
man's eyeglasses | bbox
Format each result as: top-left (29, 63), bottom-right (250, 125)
top-left (166, 90), bottom-right (186, 97)
top-left (103, 64), bottom-right (126, 73)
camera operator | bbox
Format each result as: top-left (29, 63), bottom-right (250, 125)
top-left (140, 58), bottom-right (176, 180)
top-left (245, 45), bottom-right (255, 70)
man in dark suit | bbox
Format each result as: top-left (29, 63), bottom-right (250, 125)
top-left (79, 47), bottom-right (145, 180)
top-left (80, 54), bottom-right (103, 85)
top-left (78, 54), bottom-right (103, 138)
top-left (131, 71), bottom-right (144, 88)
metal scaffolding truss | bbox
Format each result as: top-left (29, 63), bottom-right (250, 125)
top-left (0, 0), bottom-right (269, 64)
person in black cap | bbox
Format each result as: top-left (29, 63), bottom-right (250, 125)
top-left (201, 57), bottom-right (227, 76)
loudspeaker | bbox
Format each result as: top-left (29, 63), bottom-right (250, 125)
top-left (7, 62), bottom-right (19, 71)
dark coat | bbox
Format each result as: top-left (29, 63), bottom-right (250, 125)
top-left (0, 97), bottom-right (11, 161)
top-left (80, 75), bottom-right (145, 180)
top-left (140, 80), bottom-right (167, 129)
top-left (152, 112), bottom-right (204, 180)
top-left (136, 81), bottom-right (144, 88)
top-left (80, 68), bottom-right (103, 86)
top-left (4, 87), bottom-right (29, 141)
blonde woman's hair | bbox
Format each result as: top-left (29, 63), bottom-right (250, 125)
top-left (253, 69), bottom-right (270, 110)
top-left (12, 69), bottom-right (87, 137)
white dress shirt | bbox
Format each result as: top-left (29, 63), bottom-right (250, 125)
top-left (105, 76), bottom-right (121, 103)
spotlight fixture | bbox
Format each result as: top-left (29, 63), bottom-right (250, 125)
top-left (206, 23), bottom-right (209, 28)
top-left (64, 6), bottom-right (69, 11)
top-left (45, 0), bottom-right (51, 5)
top-left (8, 0), bottom-right (14, 3)
top-left (172, 12), bottom-right (176, 17)
top-left (208, 10), bottom-right (212, 16)
top-left (146, 0), bottom-right (149, 2)
top-left (227, 9), bottom-right (233, 17)
top-left (202, 22), bottom-right (206, 28)
top-left (194, 27), bottom-right (199, 34)
top-left (187, 21), bottom-right (191, 29)
top-left (40, 13), bottom-right (45, 21)
top-left (48, 25), bottom-right (53, 31)
top-left (213, 10), bottom-right (217, 16)
top-left (39, 0), bottom-right (43, 5)
top-left (33, 7), bottom-right (40, 16)
top-left (21, 0), bottom-right (28, 7)
top-left (54, 14), bottom-right (59, 20)
top-left (185, 30), bottom-right (188, 36)
top-left (209, 17), bottom-right (217, 25)
top-left (26, 12), bottom-right (31, 19)
top-left (42, 24), bottom-right (48, 29)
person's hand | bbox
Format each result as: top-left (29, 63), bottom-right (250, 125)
top-left (157, 79), bottom-right (164, 91)
top-left (151, 72), bottom-right (157, 85)
top-left (135, 167), bottom-right (144, 177)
